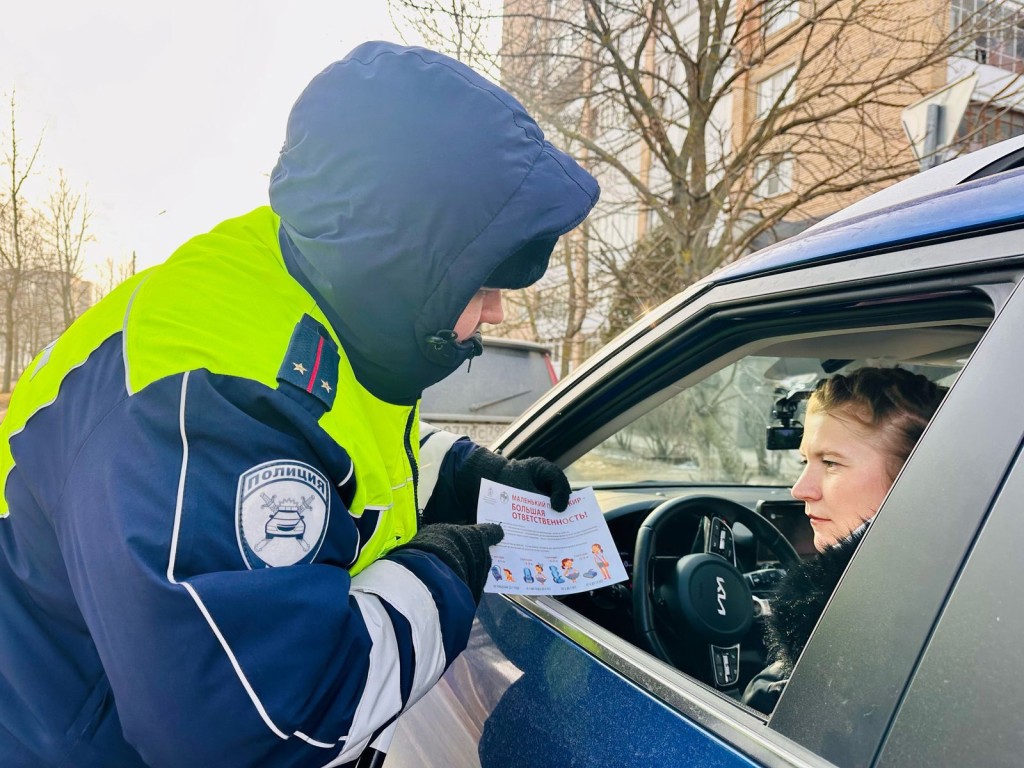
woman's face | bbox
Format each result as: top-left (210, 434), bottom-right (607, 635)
top-left (791, 402), bottom-right (894, 552)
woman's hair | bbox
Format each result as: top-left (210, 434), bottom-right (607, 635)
top-left (810, 367), bottom-right (948, 481)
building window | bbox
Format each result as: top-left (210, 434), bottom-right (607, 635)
top-left (756, 64), bottom-right (796, 119)
top-left (951, 0), bottom-right (1024, 74)
top-left (754, 154), bottom-right (794, 198)
top-left (763, 0), bottom-right (800, 37)
top-left (956, 102), bottom-right (1024, 153)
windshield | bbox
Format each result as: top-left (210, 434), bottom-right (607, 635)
top-left (566, 355), bottom-right (817, 486)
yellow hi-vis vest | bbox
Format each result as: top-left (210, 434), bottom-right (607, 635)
top-left (0, 207), bottom-right (419, 573)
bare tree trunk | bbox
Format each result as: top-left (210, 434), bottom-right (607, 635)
top-left (560, 32), bottom-right (595, 376)
top-left (0, 94), bottom-right (43, 392)
top-left (94, 251), bottom-right (137, 301)
top-left (45, 169), bottom-right (93, 330)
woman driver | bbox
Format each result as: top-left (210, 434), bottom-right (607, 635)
top-left (742, 367), bottom-right (947, 713)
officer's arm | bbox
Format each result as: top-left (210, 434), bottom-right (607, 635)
top-left (418, 422), bottom-right (477, 525)
top-left (57, 372), bottom-right (476, 767)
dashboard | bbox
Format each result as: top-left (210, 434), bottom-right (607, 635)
top-left (585, 484), bottom-right (812, 575)
top-left (559, 484), bottom-right (814, 686)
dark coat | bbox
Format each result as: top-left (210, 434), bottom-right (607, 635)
top-left (743, 527), bottom-right (865, 714)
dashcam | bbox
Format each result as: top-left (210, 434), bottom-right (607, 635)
top-left (765, 425), bottom-right (803, 450)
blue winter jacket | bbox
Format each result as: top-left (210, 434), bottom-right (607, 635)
top-left (0, 41), bottom-right (598, 768)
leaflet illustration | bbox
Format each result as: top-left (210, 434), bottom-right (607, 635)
top-left (477, 480), bottom-right (627, 595)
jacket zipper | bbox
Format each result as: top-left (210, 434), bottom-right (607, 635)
top-left (403, 407), bottom-right (419, 518)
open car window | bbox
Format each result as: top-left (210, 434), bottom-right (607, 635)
top-left (540, 284), bottom-right (994, 727)
top-left (568, 356), bottom-right (809, 487)
top-left (567, 351), bottom-right (963, 488)
top-left (474, 215), bottom-right (1024, 767)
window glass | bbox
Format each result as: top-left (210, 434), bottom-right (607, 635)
top-left (763, 0), bottom-right (800, 37)
top-left (567, 355), bottom-right (813, 486)
top-left (756, 64), bottom-right (796, 119)
top-left (420, 344), bottom-right (556, 419)
top-left (556, 322), bottom-right (975, 720)
top-left (956, 102), bottom-right (1024, 153)
top-left (754, 154), bottom-right (794, 197)
top-left (951, 0), bottom-right (1024, 72)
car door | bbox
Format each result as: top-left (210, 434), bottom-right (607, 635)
top-left (771, 270), bottom-right (1024, 766)
top-left (388, 225), bottom-right (1024, 767)
top-left (389, 592), bottom-right (811, 767)
top-left (874, 428), bottom-right (1024, 767)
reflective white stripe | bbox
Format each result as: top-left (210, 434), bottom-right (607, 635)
top-left (351, 559), bottom-right (446, 702)
top-left (326, 559), bottom-right (449, 764)
top-left (328, 590), bottom-right (403, 765)
top-left (369, 721), bottom-right (397, 754)
top-left (166, 373), bottom-right (191, 584)
top-left (296, 731), bottom-right (336, 749)
top-left (168, 371), bottom-right (290, 741)
top-left (419, 422), bottom-right (440, 440)
top-left (121, 277), bottom-right (148, 395)
top-left (417, 424), bottom-right (464, 510)
top-left (29, 341), bottom-right (56, 380)
top-left (178, 582), bottom-right (289, 740)
top-left (337, 462), bottom-right (354, 487)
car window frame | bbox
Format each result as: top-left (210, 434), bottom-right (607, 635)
top-left (500, 231), bottom-right (1024, 462)
top-left (770, 269), bottom-right (1024, 765)
top-left (874, 432), bottom-right (1024, 767)
top-left (493, 229), bottom-right (1024, 766)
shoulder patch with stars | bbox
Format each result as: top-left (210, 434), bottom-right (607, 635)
top-left (277, 314), bottom-right (340, 410)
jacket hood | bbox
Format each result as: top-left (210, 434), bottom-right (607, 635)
top-left (269, 41), bottom-right (600, 404)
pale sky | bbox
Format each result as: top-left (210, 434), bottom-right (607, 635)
top-left (0, 1), bottom-right (419, 281)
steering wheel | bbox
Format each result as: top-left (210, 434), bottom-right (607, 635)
top-left (632, 495), bottom-right (800, 690)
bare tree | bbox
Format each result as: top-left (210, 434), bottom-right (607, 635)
top-left (95, 251), bottom-right (137, 300)
top-left (390, 0), bottom-right (1024, 356)
top-left (501, 221), bottom-right (599, 376)
top-left (14, 255), bottom-right (61, 379)
top-left (389, 0), bottom-right (502, 74)
top-left (0, 94), bottom-right (43, 392)
top-left (43, 169), bottom-right (94, 330)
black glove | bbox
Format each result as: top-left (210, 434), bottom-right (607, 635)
top-left (398, 522), bottom-right (505, 603)
top-left (455, 448), bottom-right (571, 512)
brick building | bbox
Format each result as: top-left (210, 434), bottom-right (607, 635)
top-left (733, 0), bottom-right (1024, 232)
top-left (497, 0), bottom-right (1024, 364)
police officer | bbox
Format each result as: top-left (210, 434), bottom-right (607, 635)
top-left (0, 42), bottom-right (598, 767)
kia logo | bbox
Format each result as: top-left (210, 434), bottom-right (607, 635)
top-left (716, 576), bottom-right (727, 616)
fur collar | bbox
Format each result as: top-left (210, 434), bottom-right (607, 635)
top-left (763, 527), bottom-right (865, 673)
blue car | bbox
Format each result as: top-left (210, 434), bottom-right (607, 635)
top-left (388, 136), bottom-right (1024, 767)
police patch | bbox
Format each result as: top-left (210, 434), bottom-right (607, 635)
top-left (236, 460), bottom-right (330, 569)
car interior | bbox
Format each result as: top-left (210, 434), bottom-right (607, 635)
top-left (545, 286), bottom-right (995, 708)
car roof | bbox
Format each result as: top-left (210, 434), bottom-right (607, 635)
top-left (712, 138), bottom-right (1024, 284)
top-left (805, 133), bottom-right (1024, 231)
top-left (481, 336), bottom-right (552, 353)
